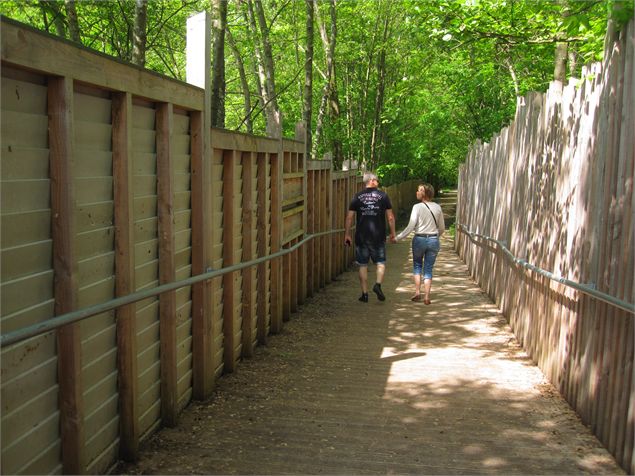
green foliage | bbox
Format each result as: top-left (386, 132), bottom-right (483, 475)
top-left (1, 0), bottom-right (628, 190)
top-left (376, 163), bottom-right (412, 187)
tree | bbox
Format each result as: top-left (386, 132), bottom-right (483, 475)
top-left (211, 0), bottom-right (227, 127)
top-left (249, 0), bottom-right (281, 137)
top-left (2, 0), bottom-right (631, 188)
top-left (131, 0), bottom-right (148, 66)
top-left (65, 0), bottom-right (80, 43)
top-left (303, 0), bottom-right (314, 160)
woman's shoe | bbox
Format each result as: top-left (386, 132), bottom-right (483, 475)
top-left (423, 298), bottom-right (431, 305)
top-left (411, 294), bottom-right (422, 302)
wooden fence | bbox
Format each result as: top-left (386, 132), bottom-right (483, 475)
top-left (0, 18), bottom-right (366, 474)
top-left (456, 19), bottom-right (633, 473)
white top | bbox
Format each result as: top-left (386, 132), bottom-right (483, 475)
top-left (396, 201), bottom-right (445, 241)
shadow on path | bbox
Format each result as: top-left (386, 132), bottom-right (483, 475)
top-left (118, 237), bottom-right (623, 475)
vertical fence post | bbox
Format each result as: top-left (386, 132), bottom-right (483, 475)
top-left (157, 102), bottom-right (178, 427)
top-left (300, 151), bottom-right (308, 304)
top-left (241, 151), bottom-right (256, 357)
top-left (191, 109), bottom-right (215, 398)
top-left (49, 75), bottom-right (84, 475)
top-left (256, 153), bottom-right (269, 344)
top-left (270, 141), bottom-right (284, 332)
top-left (112, 91), bottom-right (139, 460)
top-left (222, 150), bottom-right (238, 372)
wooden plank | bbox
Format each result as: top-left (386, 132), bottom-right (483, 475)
top-left (222, 150), bottom-right (238, 371)
top-left (299, 150), bottom-right (307, 304)
top-left (112, 92), bottom-right (139, 461)
top-left (319, 170), bottom-right (326, 289)
top-left (1, 18), bottom-right (204, 111)
top-left (256, 154), bottom-right (269, 345)
top-left (306, 159), bottom-right (332, 171)
top-left (48, 76), bottom-right (84, 474)
top-left (190, 110), bottom-right (215, 399)
top-left (241, 152), bottom-right (255, 358)
top-left (211, 127), bottom-right (279, 154)
top-left (290, 237), bottom-right (298, 313)
top-left (326, 170), bottom-right (333, 283)
top-left (306, 171), bottom-right (315, 297)
top-left (156, 102), bottom-right (178, 427)
top-left (270, 151), bottom-right (283, 333)
top-left (282, 245), bottom-right (291, 322)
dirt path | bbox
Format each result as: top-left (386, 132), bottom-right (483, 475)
top-left (117, 237), bottom-right (623, 475)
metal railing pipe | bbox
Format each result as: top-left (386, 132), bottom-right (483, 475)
top-left (1, 229), bottom-right (345, 348)
top-left (457, 223), bottom-right (634, 314)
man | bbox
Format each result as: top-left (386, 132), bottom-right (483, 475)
top-left (344, 172), bottom-right (397, 302)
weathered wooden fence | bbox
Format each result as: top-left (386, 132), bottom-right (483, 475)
top-left (0, 18), bottom-right (365, 474)
top-left (456, 19), bottom-right (634, 473)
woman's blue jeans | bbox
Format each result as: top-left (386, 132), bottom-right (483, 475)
top-left (412, 235), bottom-right (440, 279)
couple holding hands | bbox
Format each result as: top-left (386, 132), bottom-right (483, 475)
top-left (344, 172), bottom-right (445, 304)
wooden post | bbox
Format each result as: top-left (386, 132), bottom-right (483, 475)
top-left (319, 169), bottom-right (327, 288)
top-left (298, 154), bottom-right (309, 304)
top-left (112, 92), bottom-right (139, 461)
top-left (290, 236), bottom-right (298, 313)
top-left (256, 153), bottom-right (269, 344)
top-left (326, 168), bottom-right (333, 283)
top-left (49, 76), bottom-right (84, 475)
top-left (306, 169), bottom-right (315, 297)
top-left (157, 102), bottom-right (178, 427)
top-left (191, 109), bottom-right (215, 398)
top-left (222, 150), bottom-right (238, 372)
top-left (270, 151), bottom-right (283, 332)
top-left (187, 11), bottom-right (215, 400)
top-left (241, 151), bottom-right (256, 357)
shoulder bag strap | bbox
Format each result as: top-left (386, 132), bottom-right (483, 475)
top-left (422, 201), bottom-right (438, 229)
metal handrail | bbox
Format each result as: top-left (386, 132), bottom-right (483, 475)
top-left (457, 223), bottom-right (634, 314)
top-left (0, 229), bottom-right (346, 348)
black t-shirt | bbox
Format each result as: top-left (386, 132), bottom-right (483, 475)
top-left (349, 187), bottom-right (393, 245)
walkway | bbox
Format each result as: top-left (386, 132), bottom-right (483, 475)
top-left (118, 237), bottom-right (623, 475)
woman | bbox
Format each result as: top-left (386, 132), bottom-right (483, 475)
top-left (395, 183), bottom-right (445, 304)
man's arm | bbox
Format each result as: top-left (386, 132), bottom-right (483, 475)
top-left (344, 210), bottom-right (355, 246)
top-left (386, 209), bottom-right (396, 243)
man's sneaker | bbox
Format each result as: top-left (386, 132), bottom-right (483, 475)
top-left (373, 283), bottom-right (385, 301)
top-left (359, 293), bottom-right (369, 303)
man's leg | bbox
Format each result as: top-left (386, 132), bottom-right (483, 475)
top-left (372, 264), bottom-right (386, 301)
top-left (375, 263), bottom-right (385, 284)
top-left (371, 243), bottom-right (387, 301)
top-left (359, 265), bottom-right (369, 293)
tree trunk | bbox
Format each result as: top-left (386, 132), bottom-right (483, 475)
top-left (553, 0), bottom-right (570, 82)
top-left (131, 0), bottom-right (148, 67)
top-left (40, 0), bottom-right (66, 37)
top-left (312, 0), bottom-right (339, 164)
top-left (251, 0), bottom-right (281, 137)
top-left (312, 1), bottom-right (328, 160)
top-left (211, 0), bottom-right (227, 128)
top-left (303, 0), bottom-right (314, 160)
top-left (239, 1), bottom-right (267, 129)
top-left (568, 48), bottom-right (579, 78)
top-left (227, 27), bottom-right (253, 134)
top-left (64, 0), bottom-right (81, 43)
top-left (326, 0), bottom-right (342, 169)
top-left (504, 55), bottom-right (520, 96)
top-left (369, 14), bottom-right (390, 171)
top-left (553, 42), bottom-right (567, 82)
